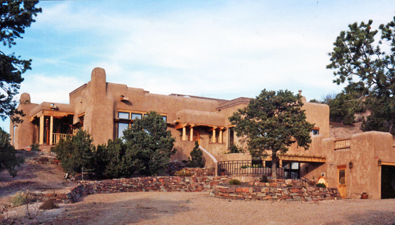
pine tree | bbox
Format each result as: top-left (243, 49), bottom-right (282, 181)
top-left (0, 127), bottom-right (24, 177)
top-left (229, 89), bottom-right (314, 179)
top-left (187, 141), bottom-right (205, 168)
top-left (123, 111), bottom-right (176, 176)
top-left (0, 1), bottom-right (41, 123)
top-left (327, 16), bottom-right (395, 134)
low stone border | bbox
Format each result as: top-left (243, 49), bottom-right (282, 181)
top-left (27, 176), bottom-right (341, 204)
top-left (211, 180), bottom-right (341, 201)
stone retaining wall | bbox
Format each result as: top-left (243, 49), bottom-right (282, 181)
top-left (29, 176), bottom-right (341, 204)
top-left (212, 180), bottom-right (341, 202)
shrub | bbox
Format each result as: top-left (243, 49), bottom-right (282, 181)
top-left (39, 199), bottom-right (58, 210)
top-left (260, 175), bottom-right (268, 182)
top-left (240, 165), bottom-right (249, 169)
top-left (175, 169), bottom-right (192, 177)
top-left (229, 179), bottom-right (241, 185)
top-left (51, 130), bottom-right (94, 175)
top-left (316, 183), bottom-right (326, 187)
top-left (187, 141), bottom-right (205, 168)
top-left (0, 128), bottom-right (24, 177)
top-left (10, 191), bottom-right (31, 207)
top-left (30, 143), bottom-right (40, 151)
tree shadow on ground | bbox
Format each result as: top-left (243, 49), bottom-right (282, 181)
top-left (325, 209), bottom-right (395, 225)
top-left (57, 194), bottom-right (192, 225)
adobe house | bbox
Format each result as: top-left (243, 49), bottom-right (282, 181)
top-left (10, 67), bottom-right (395, 199)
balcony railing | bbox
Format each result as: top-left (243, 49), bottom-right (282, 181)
top-left (53, 133), bottom-right (68, 145)
top-left (334, 139), bottom-right (350, 150)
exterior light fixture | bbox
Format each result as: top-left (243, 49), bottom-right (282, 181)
top-left (349, 161), bottom-right (353, 169)
top-left (378, 159), bottom-right (382, 167)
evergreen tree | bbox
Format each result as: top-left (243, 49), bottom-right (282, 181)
top-left (327, 16), bottom-right (395, 133)
top-left (94, 138), bottom-right (131, 179)
top-left (0, 127), bottom-right (23, 177)
top-left (52, 130), bottom-right (94, 175)
top-left (0, 1), bottom-right (41, 123)
top-left (229, 89), bottom-right (314, 179)
top-left (123, 111), bottom-right (176, 176)
top-left (187, 141), bottom-right (204, 168)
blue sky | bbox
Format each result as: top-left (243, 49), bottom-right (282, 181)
top-left (2, 0), bottom-right (395, 131)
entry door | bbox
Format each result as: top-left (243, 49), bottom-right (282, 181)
top-left (337, 166), bottom-right (346, 198)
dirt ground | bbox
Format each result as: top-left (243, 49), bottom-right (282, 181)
top-left (3, 192), bottom-right (395, 225)
top-left (0, 151), bottom-right (74, 206)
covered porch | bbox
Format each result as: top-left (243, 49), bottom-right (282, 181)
top-left (30, 110), bottom-right (74, 145)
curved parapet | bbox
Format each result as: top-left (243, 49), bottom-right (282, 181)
top-left (199, 145), bottom-right (218, 176)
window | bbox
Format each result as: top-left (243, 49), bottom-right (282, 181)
top-left (118, 123), bottom-right (129, 138)
top-left (312, 127), bottom-right (319, 135)
top-left (339, 169), bottom-right (345, 185)
top-left (228, 127), bottom-right (234, 147)
top-left (162, 116), bottom-right (167, 123)
top-left (131, 113), bottom-right (142, 120)
top-left (118, 112), bottom-right (129, 119)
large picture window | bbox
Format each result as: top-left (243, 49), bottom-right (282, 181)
top-left (118, 122), bottom-right (129, 138)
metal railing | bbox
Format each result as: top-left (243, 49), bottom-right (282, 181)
top-left (218, 160), bottom-right (315, 186)
top-left (334, 139), bottom-right (350, 150)
top-left (217, 160), bottom-right (284, 177)
top-left (53, 133), bottom-right (68, 145)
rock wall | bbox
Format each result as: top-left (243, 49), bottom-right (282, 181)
top-left (29, 175), bottom-right (341, 204)
top-left (212, 179), bottom-right (341, 201)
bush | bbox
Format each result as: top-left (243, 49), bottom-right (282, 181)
top-left (39, 199), bottom-right (58, 210)
top-left (0, 128), bottom-right (24, 177)
top-left (187, 141), bottom-right (205, 168)
top-left (30, 143), bottom-right (40, 151)
top-left (316, 183), bottom-right (326, 187)
top-left (260, 175), bottom-right (268, 182)
top-left (240, 165), bottom-right (249, 169)
top-left (175, 169), bottom-right (192, 177)
top-left (10, 191), bottom-right (31, 207)
top-left (229, 179), bottom-right (241, 185)
top-left (51, 130), bottom-right (94, 175)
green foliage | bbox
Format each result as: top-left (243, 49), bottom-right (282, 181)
top-left (123, 111), bottom-right (177, 176)
top-left (187, 141), bottom-right (204, 168)
top-left (0, 127), bottom-right (23, 177)
top-left (229, 179), bottom-right (241, 185)
top-left (94, 138), bottom-right (131, 179)
top-left (260, 175), bottom-right (268, 183)
top-left (10, 191), bottom-right (30, 207)
top-left (240, 165), bottom-right (249, 169)
top-left (30, 143), bottom-right (40, 151)
top-left (229, 89), bottom-right (314, 179)
top-left (175, 169), bottom-right (192, 177)
top-left (0, 1), bottom-right (41, 123)
top-left (316, 183), bottom-right (326, 187)
top-left (228, 144), bottom-right (244, 153)
top-left (51, 130), bottom-right (95, 175)
top-left (327, 16), bottom-right (395, 134)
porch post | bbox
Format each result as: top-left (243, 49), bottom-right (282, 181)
top-left (189, 125), bottom-right (194, 142)
top-left (182, 126), bottom-right (187, 141)
top-left (49, 116), bottom-right (53, 145)
top-left (39, 116), bottom-right (44, 144)
top-left (212, 128), bottom-right (216, 143)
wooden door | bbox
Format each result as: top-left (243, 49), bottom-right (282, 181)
top-left (337, 166), bottom-right (346, 198)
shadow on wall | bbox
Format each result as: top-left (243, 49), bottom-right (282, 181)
top-left (171, 143), bottom-right (217, 169)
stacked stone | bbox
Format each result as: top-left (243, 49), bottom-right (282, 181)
top-left (63, 176), bottom-right (231, 203)
top-left (211, 180), bottom-right (341, 202)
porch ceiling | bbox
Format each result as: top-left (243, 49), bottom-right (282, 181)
top-left (266, 154), bottom-right (326, 163)
top-left (30, 110), bottom-right (74, 122)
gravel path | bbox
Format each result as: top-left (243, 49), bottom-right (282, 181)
top-left (8, 192), bottom-right (394, 225)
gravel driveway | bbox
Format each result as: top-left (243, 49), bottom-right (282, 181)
top-left (7, 192), bottom-right (395, 224)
